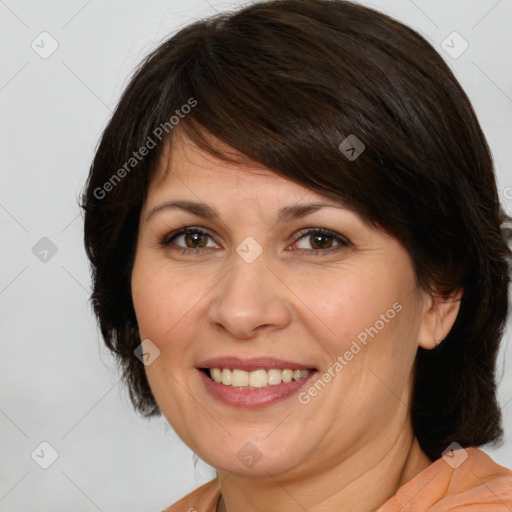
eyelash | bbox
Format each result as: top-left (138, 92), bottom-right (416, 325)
top-left (160, 226), bottom-right (350, 256)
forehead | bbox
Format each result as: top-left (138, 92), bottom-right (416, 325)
top-left (147, 128), bottom-right (336, 205)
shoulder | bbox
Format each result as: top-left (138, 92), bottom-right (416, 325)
top-left (378, 446), bottom-right (512, 511)
top-left (161, 479), bottom-right (221, 512)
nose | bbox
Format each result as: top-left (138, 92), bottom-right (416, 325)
top-left (207, 252), bottom-right (291, 340)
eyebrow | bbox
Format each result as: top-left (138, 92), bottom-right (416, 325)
top-left (145, 199), bottom-right (348, 224)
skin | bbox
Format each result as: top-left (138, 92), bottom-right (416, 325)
top-left (131, 128), bottom-right (462, 512)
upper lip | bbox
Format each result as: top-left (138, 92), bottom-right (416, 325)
top-left (198, 356), bottom-right (316, 372)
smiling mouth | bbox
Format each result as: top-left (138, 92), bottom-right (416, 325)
top-left (201, 367), bottom-right (317, 389)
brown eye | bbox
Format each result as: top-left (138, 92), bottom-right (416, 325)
top-left (309, 233), bottom-right (334, 250)
top-left (182, 231), bottom-right (208, 248)
top-left (161, 227), bottom-right (217, 252)
top-left (293, 228), bottom-right (350, 253)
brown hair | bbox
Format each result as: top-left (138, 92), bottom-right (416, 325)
top-left (81, 0), bottom-right (511, 460)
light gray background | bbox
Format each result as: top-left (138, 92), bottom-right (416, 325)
top-left (1, 0), bottom-right (511, 510)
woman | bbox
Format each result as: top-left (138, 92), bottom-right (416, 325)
top-left (81, 0), bottom-right (512, 510)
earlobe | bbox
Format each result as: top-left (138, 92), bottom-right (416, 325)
top-left (417, 288), bottom-right (463, 350)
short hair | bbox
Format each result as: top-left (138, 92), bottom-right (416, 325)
top-left (81, 0), bottom-right (512, 460)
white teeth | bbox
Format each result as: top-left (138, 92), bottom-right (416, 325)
top-left (249, 369), bottom-right (268, 388)
top-left (212, 368), bottom-right (222, 382)
top-left (232, 369), bottom-right (249, 387)
top-left (267, 369), bottom-right (283, 385)
top-left (282, 369), bottom-right (293, 383)
top-left (208, 368), bottom-right (311, 388)
top-left (221, 368), bottom-right (232, 385)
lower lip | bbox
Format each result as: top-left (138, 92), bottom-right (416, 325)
top-left (198, 369), bottom-right (318, 409)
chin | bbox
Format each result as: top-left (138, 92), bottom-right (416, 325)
top-left (193, 436), bottom-right (310, 479)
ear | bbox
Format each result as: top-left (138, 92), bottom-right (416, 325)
top-left (417, 288), bottom-right (463, 349)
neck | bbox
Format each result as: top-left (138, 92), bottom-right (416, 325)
top-left (216, 427), bottom-right (431, 512)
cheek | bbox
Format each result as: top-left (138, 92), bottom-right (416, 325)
top-left (131, 271), bottom-right (168, 341)
top-left (289, 264), bottom-right (407, 354)
top-left (131, 250), bottom-right (211, 322)
top-left (131, 257), bottom-right (205, 343)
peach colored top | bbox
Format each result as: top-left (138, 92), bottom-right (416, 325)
top-left (162, 447), bottom-right (512, 511)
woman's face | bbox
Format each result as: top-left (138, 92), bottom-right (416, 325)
top-left (131, 129), bottom-right (430, 478)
